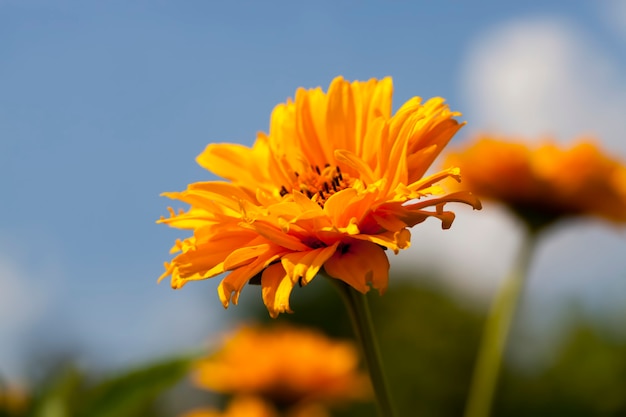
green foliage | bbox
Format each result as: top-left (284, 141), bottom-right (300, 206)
top-left (14, 355), bottom-right (195, 417)
top-left (497, 324), bottom-right (626, 417)
top-left (369, 282), bottom-right (483, 417)
top-left (4, 273), bottom-right (626, 417)
top-left (250, 273), bottom-right (626, 417)
top-left (27, 366), bottom-right (84, 417)
top-left (73, 356), bottom-right (195, 417)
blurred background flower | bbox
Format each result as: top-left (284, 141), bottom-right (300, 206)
top-left (190, 325), bottom-right (370, 408)
top-left (180, 396), bottom-right (280, 417)
top-left (178, 325), bottom-right (369, 417)
top-left (181, 396), bottom-right (332, 417)
top-left (445, 137), bottom-right (626, 229)
top-left (0, 383), bottom-right (28, 417)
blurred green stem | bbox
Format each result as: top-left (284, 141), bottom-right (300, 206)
top-left (464, 230), bottom-right (539, 417)
top-left (329, 277), bottom-right (397, 417)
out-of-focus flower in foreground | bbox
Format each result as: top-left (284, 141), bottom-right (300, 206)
top-left (159, 76), bottom-right (480, 317)
top-left (445, 137), bottom-right (626, 229)
top-left (180, 396), bottom-right (279, 417)
top-left (180, 396), bottom-right (330, 417)
top-left (0, 383), bottom-right (28, 416)
top-left (191, 325), bottom-right (371, 408)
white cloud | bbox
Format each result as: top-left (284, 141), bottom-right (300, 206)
top-left (0, 249), bottom-right (58, 379)
top-left (461, 18), bottom-right (626, 157)
top-left (0, 258), bottom-right (41, 328)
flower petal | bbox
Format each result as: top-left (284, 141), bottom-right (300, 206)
top-left (218, 247), bottom-right (285, 307)
top-left (261, 262), bottom-right (294, 318)
top-left (324, 240), bottom-right (390, 294)
top-left (280, 242), bottom-right (339, 285)
top-left (196, 144), bottom-right (268, 191)
top-left (335, 149), bottom-right (377, 186)
top-left (326, 77), bottom-right (356, 154)
top-left (351, 229), bottom-right (411, 254)
top-left (247, 221), bottom-right (310, 251)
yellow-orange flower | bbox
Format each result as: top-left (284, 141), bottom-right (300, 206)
top-left (191, 325), bottom-right (371, 407)
top-left (180, 396), bottom-right (278, 417)
top-left (180, 396), bottom-right (329, 417)
top-left (444, 137), bottom-right (626, 227)
top-left (159, 76), bottom-right (480, 317)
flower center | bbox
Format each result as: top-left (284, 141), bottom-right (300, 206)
top-left (280, 164), bottom-right (353, 207)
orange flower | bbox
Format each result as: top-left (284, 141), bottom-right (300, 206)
top-left (180, 396), bottom-right (329, 417)
top-left (0, 383), bottom-right (28, 415)
top-left (180, 396), bottom-right (278, 417)
top-left (192, 325), bottom-right (371, 407)
top-left (445, 137), bottom-right (626, 228)
top-left (159, 76), bottom-right (480, 317)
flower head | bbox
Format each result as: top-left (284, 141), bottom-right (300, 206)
top-left (191, 325), bottom-right (370, 407)
top-left (444, 136), bottom-right (626, 229)
top-left (159, 76), bottom-right (480, 317)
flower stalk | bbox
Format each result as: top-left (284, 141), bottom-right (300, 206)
top-left (464, 229), bottom-right (539, 417)
top-left (329, 275), bottom-right (397, 417)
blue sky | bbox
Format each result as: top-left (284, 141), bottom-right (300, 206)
top-left (2, 0), bottom-right (626, 378)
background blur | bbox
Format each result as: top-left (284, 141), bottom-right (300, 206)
top-left (2, 0), bottom-right (626, 414)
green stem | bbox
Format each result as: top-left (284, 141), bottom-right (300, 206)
top-left (329, 277), bottom-right (397, 417)
top-left (463, 230), bottom-right (539, 417)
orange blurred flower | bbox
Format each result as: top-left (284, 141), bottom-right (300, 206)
top-left (445, 137), bottom-right (626, 228)
top-left (159, 76), bottom-right (480, 317)
top-left (180, 396), bottom-right (278, 417)
top-left (180, 396), bottom-right (330, 417)
top-left (0, 383), bottom-right (28, 415)
top-left (192, 325), bottom-right (371, 408)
